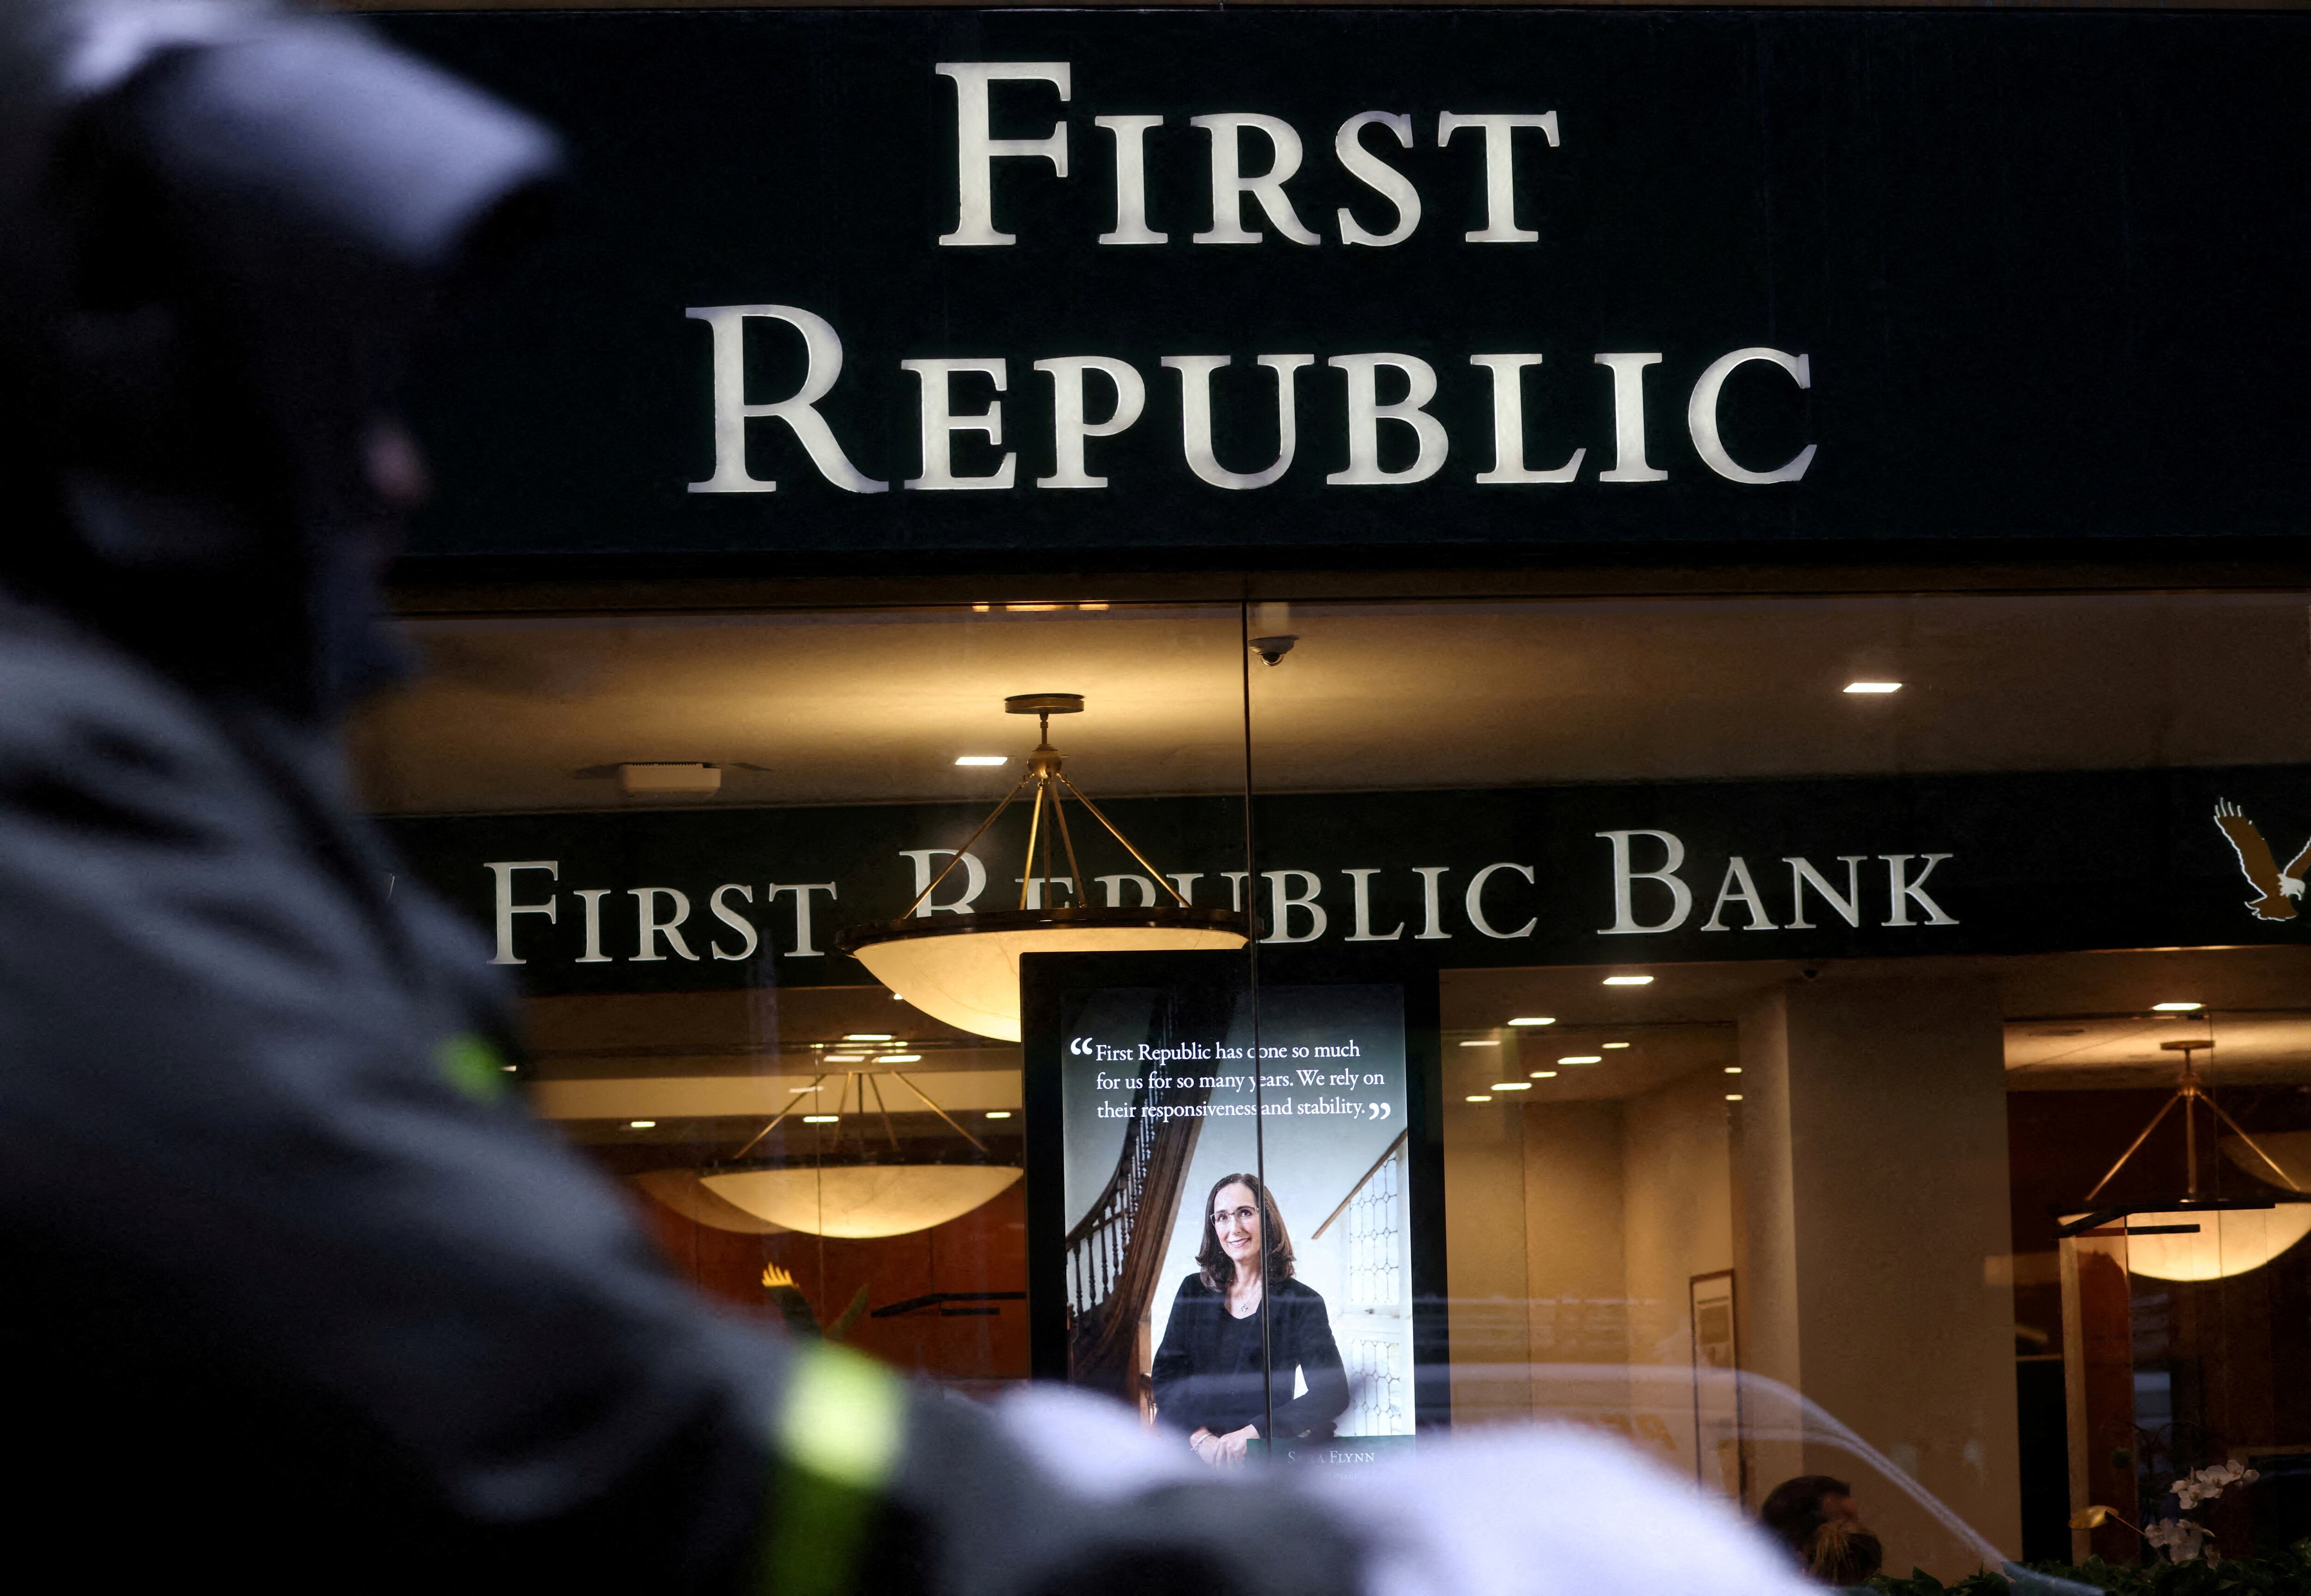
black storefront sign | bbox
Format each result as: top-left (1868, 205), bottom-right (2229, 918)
top-left (385, 763), bottom-right (2311, 995)
top-left (376, 8), bottom-right (2311, 573)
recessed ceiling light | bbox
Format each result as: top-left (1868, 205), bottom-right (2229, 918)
top-left (1490, 1082), bottom-right (1532, 1091)
top-left (822, 1055), bottom-right (866, 1064)
top-left (2152, 1002), bottom-right (2204, 1012)
top-left (1558, 1055), bottom-right (1603, 1065)
top-left (1602, 975), bottom-right (1653, 986)
top-left (1507, 1016), bottom-right (1556, 1027)
top-left (627, 1119), bottom-right (656, 1129)
top-left (844, 1033), bottom-right (895, 1042)
top-left (789, 1084), bottom-right (821, 1094)
top-left (499, 1063), bottom-right (517, 1072)
top-left (1725, 1094), bottom-right (1744, 1102)
top-left (1724, 1066), bottom-right (1743, 1075)
top-left (1602, 1042), bottom-right (1631, 1050)
top-left (1458, 1038), bottom-right (1501, 1047)
top-left (876, 1053), bottom-right (922, 1063)
top-left (984, 1110), bottom-right (1013, 1119)
top-left (803, 1114), bottom-right (839, 1124)
top-left (1465, 1094), bottom-right (1493, 1103)
top-left (1530, 1070), bottom-right (1558, 1079)
top-left (1843, 681), bottom-right (1902, 694)
top-left (955, 755), bottom-right (1008, 766)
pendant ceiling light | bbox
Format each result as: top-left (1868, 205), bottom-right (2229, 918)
top-left (837, 694), bottom-right (1251, 1041)
top-left (2058, 1040), bottom-right (2311, 1282)
top-left (697, 1068), bottom-right (1021, 1240)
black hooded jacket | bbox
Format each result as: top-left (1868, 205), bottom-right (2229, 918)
top-left (0, 9), bottom-right (1370, 1596)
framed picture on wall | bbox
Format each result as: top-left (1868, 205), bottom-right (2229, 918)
top-left (1690, 1269), bottom-right (1745, 1498)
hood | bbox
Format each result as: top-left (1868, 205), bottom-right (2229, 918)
top-left (0, 0), bottom-right (559, 718)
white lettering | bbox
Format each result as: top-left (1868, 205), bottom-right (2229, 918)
top-left (1034, 356), bottom-right (1145, 488)
top-left (1595, 353), bottom-right (1667, 483)
top-left (1436, 111), bottom-right (1559, 242)
top-left (709, 883), bottom-right (758, 961)
top-left (1597, 830), bottom-right (1693, 934)
top-left (1882, 853), bottom-right (1958, 927)
top-left (686, 305), bottom-right (886, 495)
top-left (1785, 855), bottom-right (1867, 929)
top-left (769, 882), bottom-right (838, 955)
top-left (1688, 347), bottom-right (1816, 484)
top-left (1327, 354), bottom-right (1448, 486)
top-left (1190, 114), bottom-right (1321, 245)
top-left (574, 888), bottom-right (611, 963)
top-left (1342, 868), bottom-right (1405, 941)
top-left (1096, 873), bottom-right (1159, 907)
top-left (900, 849), bottom-right (986, 916)
top-left (1163, 355), bottom-right (1313, 489)
top-left (1469, 354), bottom-right (1584, 483)
top-left (1095, 115), bottom-right (1166, 245)
top-left (484, 860), bottom-right (557, 966)
top-left (936, 61), bottom-right (1070, 247)
top-left (1264, 870), bottom-right (1328, 942)
top-left (1700, 856), bottom-right (1777, 931)
top-left (630, 887), bottom-right (699, 962)
top-left (903, 358), bottom-right (1015, 489)
top-left (1464, 861), bottom-right (1538, 938)
top-left (1334, 111), bottom-right (1420, 246)
top-left (1412, 866), bottom-right (1452, 940)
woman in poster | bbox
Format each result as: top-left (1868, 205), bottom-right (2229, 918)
top-left (1151, 1172), bottom-right (1348, 1466)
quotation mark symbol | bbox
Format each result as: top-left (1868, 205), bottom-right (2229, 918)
top-left (1069, 1036), bottom-right (1092, 1055)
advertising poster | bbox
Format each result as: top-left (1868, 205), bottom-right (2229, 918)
top-left (1024, 954), bottom-right (1414, 1465)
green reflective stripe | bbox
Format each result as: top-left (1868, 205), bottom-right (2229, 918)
top-left (435, 1034), bottom-right (511, 1103)
top-left (779, 1344), bottom-right (905, 1490)
top-left (760, 1346), bottom-right (907, 1596)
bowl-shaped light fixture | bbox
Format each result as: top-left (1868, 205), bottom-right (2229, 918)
top-left (633, 1168), bottom-right (785, 1234)
top-left (846, 908), bottom-right (1246, 1041)
top-left (2058, 1041), bottom-right (2311, 1281)
top-left (703, 1165), bottom-right (1023, 1239)
top-left (837, 694), bottom-right (1250, 1040)
top-left (2063, 1203), bottom-right (2311, 1283)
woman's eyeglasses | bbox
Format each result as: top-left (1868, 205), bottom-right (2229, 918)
top-left (1211, 1205), bottom-right (1259, 1226)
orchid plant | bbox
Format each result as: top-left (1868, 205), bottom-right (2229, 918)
top-left (2142, 1461), bottom-right (2261, 1566)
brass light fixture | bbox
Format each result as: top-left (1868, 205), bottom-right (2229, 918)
top-left (837, 694), bottom-right (1250, 1041)
top-left (2058, 1040), bottom-right (2311, 1281)
top-left (679, 1068), bottom-right (1022, 1240)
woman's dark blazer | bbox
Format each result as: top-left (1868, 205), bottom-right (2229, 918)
top-left (1149, 1273), bottom-right (1350, 1440)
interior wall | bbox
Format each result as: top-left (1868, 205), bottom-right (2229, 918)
top-left (1443, 1095), bottom-right (1532, 1424)
top-left (1738, 974), bottom-right (2023, 1573)
top-left (1522, 1100), bottom-right (1630, 1423)
top-left (1623, 1072), bottom-right (1737, 1479)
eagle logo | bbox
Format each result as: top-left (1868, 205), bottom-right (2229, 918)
top-left (2213, 799), bottom-right (2311, 922)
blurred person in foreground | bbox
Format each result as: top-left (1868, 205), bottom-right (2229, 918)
top-left (0, 4), bottom-right (1820, 1595)
top-left (1761, 1476), bottom-right (1883, 1584)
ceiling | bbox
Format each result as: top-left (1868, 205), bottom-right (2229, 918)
top-left (351, 591), bottom-right (2311, 814)
top-left (1440, 944), bottom-right (2311, 1102)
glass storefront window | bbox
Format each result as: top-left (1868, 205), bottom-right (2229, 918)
top-left (362, 586), bottom-right (2311, 1575)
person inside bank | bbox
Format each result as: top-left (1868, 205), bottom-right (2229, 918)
top-left (1152, 1172), bottom-right (1349, 1465)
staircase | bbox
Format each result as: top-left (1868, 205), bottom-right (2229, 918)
top-left (1065, 1064), bottom-right (1213, 1399)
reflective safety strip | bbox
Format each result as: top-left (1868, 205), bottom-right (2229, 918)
top-left (435, 1033), bottom-right (511, 1103)
top-left (760, 1345), bottom-right (907, 1596)
top-left (779, 1343), bottom-right (905, 1490)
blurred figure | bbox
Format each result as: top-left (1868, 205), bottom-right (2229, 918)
top-left (0, 6), bottom-right (1823, 1596)
top-left (1805, 1523), bottom-right (1885, 1586)
top-left (1762, 1475), bottom-right (1883, 1584)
